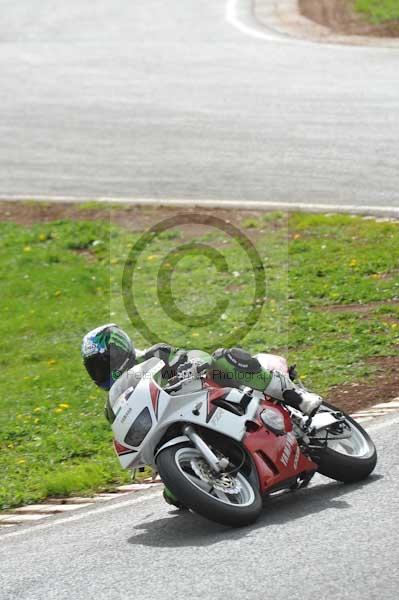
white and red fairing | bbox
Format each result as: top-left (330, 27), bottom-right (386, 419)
top-left (110, 353), bottom-right (289, 467)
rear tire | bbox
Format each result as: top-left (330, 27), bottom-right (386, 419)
top-left (156, 443), bottom-right (262, 527)
top-left (310, 403), bottom-right (377, 483)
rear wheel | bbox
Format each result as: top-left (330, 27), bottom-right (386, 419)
top-left (309, 402), bottom-right (377, 483)
top-left (156, 443), bottom-right (262, 527)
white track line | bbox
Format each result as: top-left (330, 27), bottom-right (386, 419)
top-left (226, 0), bottom-right (283, 43)
top-left (0, 492), bottom-right (161, 541)
top-left (2, 195), bottom-right (399, 217)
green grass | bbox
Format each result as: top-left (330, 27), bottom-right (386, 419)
top-left (355, 0), bottom-right (399, 23)
top-left (1, 210), bottom-right (399, 510)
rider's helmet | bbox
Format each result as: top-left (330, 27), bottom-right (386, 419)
top-left (81, 324), bottom-right (136, 390)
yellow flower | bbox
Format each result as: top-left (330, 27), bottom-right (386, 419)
top-left (23, 245), bottom-right (31, 252)
top-left (191, 332), bottom-right (199, 337)
top-left (48, 359), bottom-right (57, 366)
top-left (17, 459), bottom-right (26, 464)
top-left (33, 407), bottom-right (41, 413)
top-left (38, 233), bottom-right (46, 241)
top-left (391, 323), bottom-right (398, 329)
top-left (349, 259), bottom-right (358, 267)
top-left (55, 290), bottom-right (62, 297)
top-left (34, 418), bottom-right (40, 424)
top-left (54, 407), bottom-right (63, 414)
top-left (147, 255), bottom-right (158, 261)
top-left (59, 403), bottom-right (70, 409)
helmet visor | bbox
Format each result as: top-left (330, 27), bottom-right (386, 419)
top-left (84, 353), bottom-right (111, 388)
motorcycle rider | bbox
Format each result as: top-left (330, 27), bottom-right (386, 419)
top-left (82, 323), bottom-right (322, 414)
top-left (81, 324), bottom-right (323, 505)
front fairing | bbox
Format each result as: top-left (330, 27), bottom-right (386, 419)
top-left (110, 360), bottom-right (260, 469)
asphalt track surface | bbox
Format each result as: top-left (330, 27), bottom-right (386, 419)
top-left (0, 0), bottom-right (399, 209)
top-left (1, 414), bottom-right (398, 600)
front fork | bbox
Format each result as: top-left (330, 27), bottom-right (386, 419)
top-left (182, 425), bottom-right (230, 473)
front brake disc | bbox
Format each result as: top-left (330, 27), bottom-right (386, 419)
top-left (190, 457), bottom-right (242, 495)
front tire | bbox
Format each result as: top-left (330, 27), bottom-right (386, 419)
top-left (310, 402), bottom-right (377, 483)
top-left (156, 443), bottom-right (262, 527)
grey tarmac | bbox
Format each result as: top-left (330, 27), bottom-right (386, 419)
top-left (0, 1), bottom-right (398, 207)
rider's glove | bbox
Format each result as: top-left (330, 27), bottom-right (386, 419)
top-left (142, 343), bottom-right (176, 365)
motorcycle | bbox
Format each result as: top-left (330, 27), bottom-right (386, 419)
top-left (108, 352), bottom-right (377, 527)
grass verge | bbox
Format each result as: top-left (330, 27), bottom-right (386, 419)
top-left (1, 207), bottom-right (398, 509)
top-left (355, 0), bottom-right (399, 23)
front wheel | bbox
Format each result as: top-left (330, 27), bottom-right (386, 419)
top-left (156, 443), bottom-right (262, 527)
top-left (309, 402), bottom-right (377, 483)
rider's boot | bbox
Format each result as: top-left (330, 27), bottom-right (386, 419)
top-left (265, 371), bottom-right (322, 416)
top-left (163, 487), bottom-right (188, 510)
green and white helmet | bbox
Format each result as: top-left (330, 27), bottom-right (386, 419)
top-left (81, 324), bottom-right (136, 390)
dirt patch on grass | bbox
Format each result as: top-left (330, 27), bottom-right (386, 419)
top-left (328, 355), bottom-right (399, 413)
top-left (299, 0), bottom-right (399, 37)
top-left (0, 201), bottom-right (284, 239)
top-left (317, 300), bottom-right (399, 314)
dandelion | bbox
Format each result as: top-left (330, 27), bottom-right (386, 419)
top-left (191, 332), bottom-right (200, 337)
top-left (23, 245), bottom-right (31, 252)
top-left (34, 418), bottom-right (40, 424)
top-left (349, 259), bottom-right (358, 267)
top-left (38, 233), bottom-right (47, 241)
top-left (17, 459), bottom-right (26, 464)
top-left (33, 407), bottom-right (41, 413)
top-left (54, 407), bottom-right (63, 414)
top-left (47, 359), bottom-right (57, 366)
top-left (59, 403), bottom-right (70, 409)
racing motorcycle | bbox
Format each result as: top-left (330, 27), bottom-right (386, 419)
top-left (108, 352), bottom-right (377, 527)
